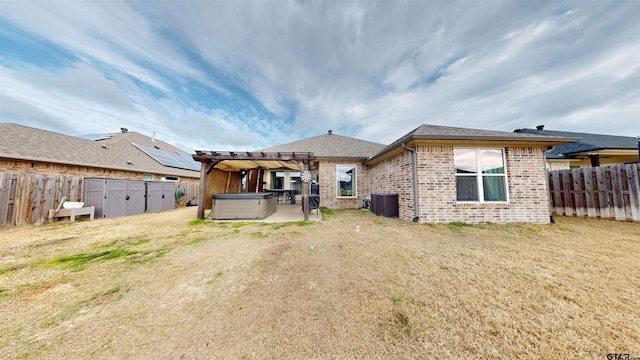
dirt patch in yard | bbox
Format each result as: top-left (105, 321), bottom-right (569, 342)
top-left (1, 208), bottom-right (639, 359)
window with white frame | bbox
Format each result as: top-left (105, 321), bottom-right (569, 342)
top-left (336, 164), bottom-right (357, 198)
top-left (454, 148), bottom-right (507, 202)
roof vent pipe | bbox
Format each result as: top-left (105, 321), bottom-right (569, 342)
top-left (121, 127), bottom-right (128, 133)
top-left (536, 125), bottom-right (545, 130)
top-left (328, 130), bottom-right (333, 135)
top-left (402, 142), bottom-right (419, 222)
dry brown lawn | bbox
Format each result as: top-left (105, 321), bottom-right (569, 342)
top-left (0, 207), bottom-right (639, 359)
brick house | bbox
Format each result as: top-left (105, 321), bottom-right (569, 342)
top-left (365, 125), bottom-right (575, 224)
top-left (0, 123), bottom-right (200, 183)
top-left (194, 124), bottom-right (575, 224)
top-left (258, 130), bottom-right (387, 209)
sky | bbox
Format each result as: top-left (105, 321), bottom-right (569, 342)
top-left (1, 0), bottom-right (639, 152)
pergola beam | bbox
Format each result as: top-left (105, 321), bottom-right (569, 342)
top-left (193, 150), bottom-right (315, 162)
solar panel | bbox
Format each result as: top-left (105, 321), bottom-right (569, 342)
top-left (77, 133), bottom-right (113, 141)
top-left (133, 144), bottom-right (200, 172)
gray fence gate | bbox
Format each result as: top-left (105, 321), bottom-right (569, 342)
top-left (84, 178), bottom-right (146, 218)
top-left (146, 182), bottom-right (175, 213)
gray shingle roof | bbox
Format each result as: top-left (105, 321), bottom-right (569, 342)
top-left (0, 123), bottom-right (199, 177)
top-left (367, 124), bottom-right (577, 163)
top-left (514, 128), bottom-right (638, 158)
top-left (257, 130), bottom-right (387, 158)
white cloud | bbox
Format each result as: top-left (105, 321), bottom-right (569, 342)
top-left (0, 0), bottom-right (638, 150)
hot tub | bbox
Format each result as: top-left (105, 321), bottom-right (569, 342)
top-left (210, 192), bottom-right (277, 220)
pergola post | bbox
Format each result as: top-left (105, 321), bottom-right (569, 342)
top-left (197, 162), bottom-right (208, 220)
top-left (303, 162), bottom-right (309, 221)
top-left (196, 161), bottom-right (218, 220)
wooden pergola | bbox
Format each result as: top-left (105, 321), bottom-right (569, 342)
top-left (192, 150), bottom-right (317, 221)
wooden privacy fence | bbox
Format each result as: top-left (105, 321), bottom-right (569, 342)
top-left (548, 164), bottom-right (640, 221)
top-left (1, 172), bottom-right (200, 227)
top-left (175, 182), bottom-right (199, 207)
top-left (0, 172), bottom-right (83, 227)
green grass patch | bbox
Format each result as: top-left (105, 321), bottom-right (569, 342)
top-left (250, 232), bottom-right (269, 238)
top-left (446, 222), bottom-right (475, 231)
top-left (0, 264), bottom-right (21, 276)
top-left (265, 220), bottom-right (315, 230)
top-left (319, 206), bottom-right (335, 218)
top-left (131, 238), bottom-right (150, 246)
top-left (97, 240), bottom-right (120, 248)
top-left (397, 311), bottom-right (410, 327)
top-left (127, 249), bottom-right (170, 265)
top-left (232, 222), bottom-right (252, 228)
top-left (48, 249), bottom-right (140, 271)
top-left (188, 219), bottom-right (208, 226)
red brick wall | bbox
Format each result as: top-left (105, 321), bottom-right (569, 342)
top-left (367, 146), bottom-right (551, 224)
top-left (318, 160), bottom-right (370, 209)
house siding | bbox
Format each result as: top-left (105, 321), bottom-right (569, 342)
top-left (318, 160), bottom-right (370, 209)
top-left (368, 145), bottom-right (550, 224)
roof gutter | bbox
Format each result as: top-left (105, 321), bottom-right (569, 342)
top-left (402, 142), bottom-right (419, 222)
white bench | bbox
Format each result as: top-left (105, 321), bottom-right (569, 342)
top-left (48, 206), bottom-right (95, 222)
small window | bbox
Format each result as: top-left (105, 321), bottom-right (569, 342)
top-left (454, 148), bottom-right (507, 202)
top-left (162, 176), bottom-right (180, 182)
top-left (336, 164), bottom-right (357, 198)
top-left (143, 173), bottom-right (154, 181)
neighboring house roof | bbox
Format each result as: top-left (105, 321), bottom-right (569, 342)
top-left (366, 124), bottom-right (578, 165)
top-left (514, 128), bottom-right (638, 159)
top-left (258, 130), bottom-right (387, 158)
top-left (0, 123), bottom-right (199, 178)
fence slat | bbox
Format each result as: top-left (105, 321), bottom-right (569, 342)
top-left (562, 171), bottom-right (574, 216)
top-left (31, 174), bottom-right (45, 225)
top-left (572, 168), bottom-right (585, 217)
top-left (595, 167), bottom-right (611, 218)
top-left (551, 171), bottom-right (563, 215)
top-left (626, 163), bottom-right (640, 221)
top-left (0, 173), bottom-right (12, 227)
top-left (610, 165), bottom-right (626, 221)
top-left (583, 168), bottom-right (597, 217)
top-left (70, 176), bottom-right (81, 202)
top-left (43, 175), bottom-right (57, 221)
